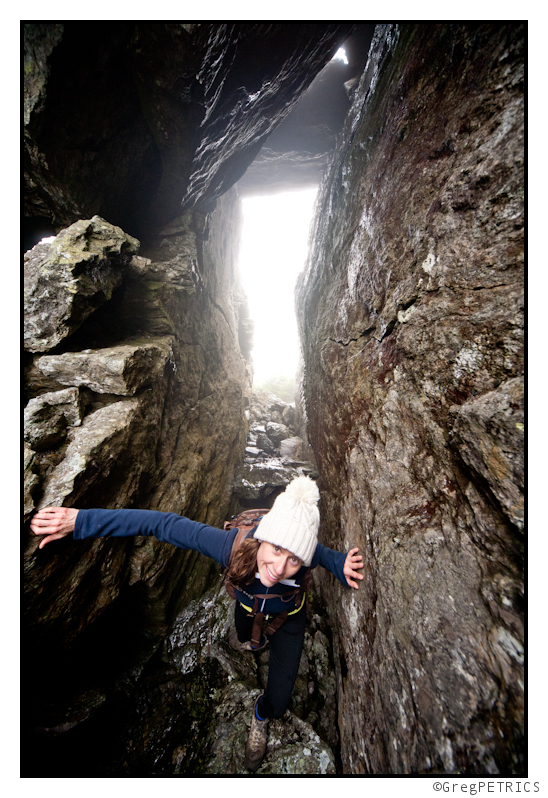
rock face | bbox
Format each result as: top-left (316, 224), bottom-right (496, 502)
top-left (24, 387), bottom-right (84, 452)
top-left (239, 25), bottom-right (375, 196)
top-left (296, 24), bottom-right (524, 774)
top-left (26, 582), bottom-right (338, 776)
top-left (23, 21), bottom-right (524, 778)
top-left (24, 216), bottom-right (139, 352)
top-left (23, 194), bottom-right (253, 771)
top-left (24, 22), bottom-right (352, 242)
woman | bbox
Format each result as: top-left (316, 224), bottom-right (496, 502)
top-left (30, 475), bottom-right (364, 772)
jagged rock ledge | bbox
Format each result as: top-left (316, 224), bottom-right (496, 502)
top-left (229, 390), bottom-right (318, 515)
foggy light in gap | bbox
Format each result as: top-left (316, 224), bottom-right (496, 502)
top-left (332, 47), bottom-right (348, 64)
top-left (238, 188), bottom-right (318, 386)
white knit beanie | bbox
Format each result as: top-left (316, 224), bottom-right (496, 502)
top-left (253, 475), bottom-right (320, 566)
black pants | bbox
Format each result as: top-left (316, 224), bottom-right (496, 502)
top-left (234, 600), bottom-right (306, 719)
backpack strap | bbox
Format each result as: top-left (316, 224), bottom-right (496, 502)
top-left (294, 566), bottom-right (312, 611)
top-left (251, 611), bottom-right (265, 648)
top-left (229, 526), bottom-right (253, 564)
top-left (249, 610), bottom-right (289, 647)
top-left (265, 611), bottom-right (288, 637)
top-left (224, 509), bottom-right (270, 533)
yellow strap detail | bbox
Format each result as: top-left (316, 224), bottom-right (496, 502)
top-left (288, 591), bottom-right (306, 615)
top-left (238, 592), bottom-right (306, 618)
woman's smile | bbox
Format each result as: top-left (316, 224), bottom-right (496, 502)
top-left (257, 542), bottom-right (302, 586)
top-left (265, 563), bottom-right (278, 582)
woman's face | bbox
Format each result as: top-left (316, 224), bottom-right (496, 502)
top-left (256, 541), bottom-right (303, 587)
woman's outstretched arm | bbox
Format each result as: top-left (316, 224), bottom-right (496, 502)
top-left (30, 506), bottom-right (236, 567)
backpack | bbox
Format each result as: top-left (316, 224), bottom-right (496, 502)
top-left (222, 508), bottom-right (312, 648)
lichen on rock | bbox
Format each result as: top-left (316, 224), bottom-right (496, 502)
top-left (24, 216), bottom-right (139, 353)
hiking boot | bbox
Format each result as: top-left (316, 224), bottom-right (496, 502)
top-left (244, 697), bottom-right (269, 772)
top-left (228, 629), bottom-right (253, 651)
top-left (228, 629), bottom-right (269, 652)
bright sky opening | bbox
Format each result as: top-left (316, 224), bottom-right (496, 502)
top-left (332, 47), bottom-right (349, 64)
top-left (238, 188), bottom-right (318, 385)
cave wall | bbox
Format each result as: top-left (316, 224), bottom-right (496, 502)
top-left (23, 192), bottom-right (253, 755)
top-left (23, 22), bottom-right (351, 774)
top-left (24, 22), bottom-right (352, 242)
top-left (23, 21), bottom-right (525, 776)
top-left (296, 23), bottom-right (524, 774)
top-left (238, 25), bottom-right (376, 196)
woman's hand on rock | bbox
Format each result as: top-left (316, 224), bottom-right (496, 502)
top-left (30, 507), bottom-right (79, 549)
top-left (343, 547), bottom-right (364, 589)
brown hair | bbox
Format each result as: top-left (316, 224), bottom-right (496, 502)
top-left (226, 536), bottom-right (260, 589)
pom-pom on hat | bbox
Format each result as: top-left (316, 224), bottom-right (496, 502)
top-left (253, 475), bottom-right (320, 566)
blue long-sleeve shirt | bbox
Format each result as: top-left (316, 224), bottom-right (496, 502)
top-left (74, 508), bottom-right (348, 615)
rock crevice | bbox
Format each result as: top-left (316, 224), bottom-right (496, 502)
top-left (23, 22), bottom-right (523, 777)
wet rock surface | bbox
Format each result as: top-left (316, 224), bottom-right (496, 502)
top-left (239, 25), bottom-right (375, 197)
top-left (296, 23), bottom-right (524, 774)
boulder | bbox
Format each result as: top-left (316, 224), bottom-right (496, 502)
top-left (282, 403), bottom-right (296, 428)
top-left (24, 216), bottom-right (139, 352)
top-left (265, 421), bottom-right (290, 446)
top-left (24, 386), bottom-right (84, 451)
top-left (279, 436), bottom-right (304, 461)
top-left (245, 446), bottom-right (262, 457)
top-left (232, 460), bottom-right (296, 504)
top-left (231, 459), bottom-right (318, 506)
top-left (26, 336), bottom-right (175, 397)
top-left (256, 432), bottom-right (277, 454)
top-left (34, 398), bottom-right (142, 510)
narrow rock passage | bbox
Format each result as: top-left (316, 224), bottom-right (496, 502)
top-left (23, 22), bottom-right (523, 777)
